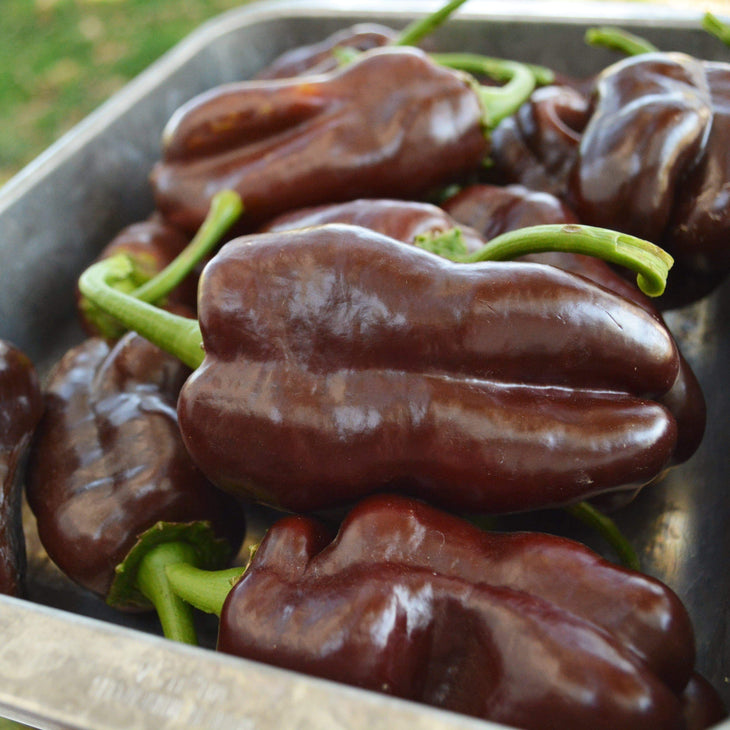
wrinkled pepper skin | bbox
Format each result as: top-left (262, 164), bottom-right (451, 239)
top-left (178, 224), bottom-right (683, 515)
top-left (77, 215), bottom-right (194, 336)
top-left (26, 332), bottom-right (245, 599)
top-left (151, 47), bottom-right (489, 234)
top-left (441, 183), bottom-right (706, 467)
top-left (218, 494), bottom-right (712, 729)
top-left (442, 181), bottom-right (579, 235)
top-left (661, 62), bottom-right (730, 308)
top-left (254, 23), bottom-right (396, 80)
top-left (487, 84), bottom-right (590, 196)
top-left (262, 197), bottom-right (486, 252)
top-left (565, 53), bottom-right (730, 307)
top-left (0, 341), bottom-right (43, 596)
top-left (567, 53), bottom-right (713, 244)
top-left (265, 191), bottom-right (705, 471)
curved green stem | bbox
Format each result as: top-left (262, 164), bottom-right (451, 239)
top-left (394, 0), bottom-right (470, 47)
top-left (133, 190), bottom-right (242, 304)
top-left (430, 53), bottom-right (538, 129)
top-left (165, 564), bottom-right (245, 617)
top-left (585, 26), bottom-right (658, 56)
top-left (78, 254), bottom-right (205, 369)
top-left (565, 502), bottom-right (640, 571)
top-left (702, 12), bottom-right (730, 47)
top-left (81, 190), bottom-right (242, 339)
top-left (458, 224), bottom-right (673, 297)
top-left (136, 541), bottom-right (200, 644)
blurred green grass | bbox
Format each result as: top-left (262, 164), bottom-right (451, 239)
top-left (0, 0), bottom-right (252, 185)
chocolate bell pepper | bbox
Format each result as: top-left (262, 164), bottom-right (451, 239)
top-left (567, 52), bottom-right (712, 242)
top-left (487, 83), bottom-right (590, 196)
top-left (440, 182), bottom-right (706, 467)
top-left (150, 45), bottom-right (536, 234)
top-left (265, 190), bottom-right (705, 471)
top-left (660, 61), bottom-right (730, 307)
top-left (254, 24), bottom-right (397, 80)
top-left (162, 494), bottom-right (723, 729)
top-left (262, 197), bottom-right (486, 254)
top-left (25, 331), bottom-right (245, 602)
top-left (80, 221), bottom-right (684, 515)
top-left (0, 340), bottom-right (43, 596)
top-left (565, 52), bottom-right (730, 307)
top-left (253, 0), bottom-right (470, 80)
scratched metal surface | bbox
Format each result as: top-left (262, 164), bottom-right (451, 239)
top-left (0, 1), bottom-right (728, 728)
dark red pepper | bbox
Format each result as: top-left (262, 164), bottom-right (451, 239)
top-left (486, 83), bottom-right (590, 196)
top-left (150, 46), bottom-right (525, 234)
top-left (263, 191), bottom-right (705, 471)
top-left (80, 221), bottom-right (687, 515)
top-left (25, 331), bottom-right (245, 600)
top-left (440, 182), bottom-right (706, 467)
top-left (567, 53), bottom-right (713, 244)
top-left (565, 52), bottom-right (730, 307)
top-left (206, 494), bottom-right (715, 729)
top-left (660, 61), bottom-right (730, 307)
top-left (0, 340), bottom-right (43, 596)
top-left (262, 197), bottom-right (486, 253)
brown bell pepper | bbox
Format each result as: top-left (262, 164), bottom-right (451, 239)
top-left (160, 494), bottom-right (717, 729)
top-left (25, 331), bottom-right (245, 601)
top-left (487, 83), bottom-right (590, 196)
top-left (440, 182), bottom-right (706, 467)
top-left (79, 222), bottom-right (684, 516)
top-left (264, 190), bottom-right (705, 471)
top-left (262, 197), bottom-right (486, 253)
top-left (150, 46), bottom-right (537, 234)
top-left (0, 340), bottom-right (43, 596)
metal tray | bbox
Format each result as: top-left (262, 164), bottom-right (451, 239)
top-left (1, 1), bottom-right (729, 728)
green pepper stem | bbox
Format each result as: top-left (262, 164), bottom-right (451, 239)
top-left (702, 12), bottom-right (730, 47)
top-left (584, 26), bottom-right (658, 56)
top-left (430, 53), bottom-right (538, 129)
top-left (135, 541), bottom-right (201, 644)
top-left (566, 501), bottom-right (641, 571)
top-left (78, 254), bottom-right (205, 369)
top-left (133, 190), bottom-right (243, 304)
top-left (81, 190), bottom-right (242, 340)
top-left (165, 564), bottom-right (246, 617)
top-left (457, 223), bottom-right (673, 297)
top-left (394, 0), bottom-right (470, 47)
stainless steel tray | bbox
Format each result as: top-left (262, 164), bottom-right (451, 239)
top-left (1, 1), bottom-right (729, 728)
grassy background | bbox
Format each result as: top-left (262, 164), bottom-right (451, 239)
top-left (0, 0), bottom-right (722, 187)
top-left (0, 0), bottom-right (252, 185)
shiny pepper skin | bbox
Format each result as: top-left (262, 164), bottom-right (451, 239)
top-left (26, 332), bottom-right (245, 599)
top-left (178, 223), bottom-right (682, 514)
top-left (266, 191), bottom-right (705, 471)
top-left (568, 53), bottom-right (713, 244)
top-left (440, 182), bottom-right (706, 466)
top-left (566, 53), bottom-right (730, 307)
top-left (0, 341), bottom-right (42, 596)
top-left (262, 197), bottom-right (486, 252)
top-left (150, 47), bottom-right (489, 234)
top-left (218, 494), bottom-right (720, 729)
top-left (487, 84), bottom-right (590, 196)
top-left (661, 61), bottom-right (730, 307)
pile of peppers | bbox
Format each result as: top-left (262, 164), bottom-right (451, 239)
top-left (4, 2), bottom-right (730, 729)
